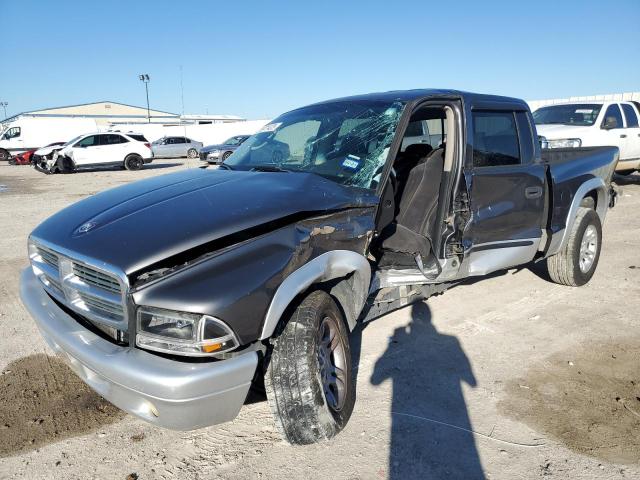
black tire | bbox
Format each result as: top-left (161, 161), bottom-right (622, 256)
top-left (124, 154), bottom-right (144, 171)
top-left (616, 170), bottom-right (635, 176)
top-left (0, 149), bottom-right (9, 161)
top-left (546, 206), bottom-right (602, 287)
top-left (222, 151), bottom-right (233, 161)
top-left (187, 148), bottom-right (198, 159)
top-left (55, 156), bottom-right (75, 174)
top-left (265, 290), bottom-right (355, 445)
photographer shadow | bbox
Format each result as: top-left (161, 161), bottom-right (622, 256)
top-left (371, 302), bottom-right (484, 479)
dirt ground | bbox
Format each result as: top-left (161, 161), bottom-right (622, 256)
top-left (0, 160), bottom-right (639, 479)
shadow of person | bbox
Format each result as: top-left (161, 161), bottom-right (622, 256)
top-left (371, 302), bottom-right (484, 479)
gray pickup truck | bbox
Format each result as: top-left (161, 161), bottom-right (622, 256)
top-left (20, 89), bottom-right (618, 445)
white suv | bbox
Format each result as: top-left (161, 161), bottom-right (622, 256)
top-left (45, 132), bottom-right (153, 173)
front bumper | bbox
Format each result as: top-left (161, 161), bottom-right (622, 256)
top-left (19, 268), bottom-right (258, 430)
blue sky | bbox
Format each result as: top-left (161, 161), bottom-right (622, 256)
top-left (1, 0), bottom-right (638, 119)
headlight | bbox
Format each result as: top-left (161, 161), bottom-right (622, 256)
top-left (136, 306), bottom-right (239, 357)
top-left (544, 138), bottom-right (582, 149)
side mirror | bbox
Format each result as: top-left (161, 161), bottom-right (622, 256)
top-left (602, 117), bottom-right (618, 130)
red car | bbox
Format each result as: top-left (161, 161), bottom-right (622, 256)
top-left (9, 149), bottom-right (36, 165)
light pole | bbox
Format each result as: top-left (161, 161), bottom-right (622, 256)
top-left (138, 74), bottom-right (150, 123)
top-left (0, 102), bottom-right (7, 119)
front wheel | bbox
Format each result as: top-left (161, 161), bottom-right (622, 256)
top-left (187, 148), bottom-right (198, 159)
top-left (0, 149), bottom-right (9, 161)
top-left (616, 170), bottom-right (635, 176)
top-left (264, 290), bottom-right (355, 445)
top-left (546, 206), bottom-right (602, 286)
top-left (124, 154), bottom-right (144, 171)
top-left (222, 151), bottom-right (233, 161)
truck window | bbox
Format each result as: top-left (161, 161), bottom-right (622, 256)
top-left (602, 104), bottom-right (623, 129)
top-left (621, 104), bottom-right (639, 128)
top-left (273, 120), bottom-right (321, 163)
top-left (472, 111), bottom-right (520, 167)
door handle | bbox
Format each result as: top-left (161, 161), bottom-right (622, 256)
top-left (620, 134), bottom-right (627, 138)
top-left (525, 186), bottom-right (543, 199)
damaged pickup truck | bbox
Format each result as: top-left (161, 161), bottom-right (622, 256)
top-left (20, 89), bottom-right (618, 445)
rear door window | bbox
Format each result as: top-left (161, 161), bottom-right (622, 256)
top-left (472, 111), bottom-right (521, 167)
top-left (103, 134), bottom-right (128, 145)
top-left (621, 104), bottom-right (639, 128)
top-left (602, 104), bottom-right (624, 129)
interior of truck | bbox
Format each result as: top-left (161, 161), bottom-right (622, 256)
top-left (372, 104), bottom-right (455, 278)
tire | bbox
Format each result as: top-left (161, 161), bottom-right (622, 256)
top-left (124, 154), bottom-right (144, 171)
top-left (222, 151), bottom-right (233, 161)
top-left (187, 148), bottom-right (198, 159)
top-left (265, 290), bottom-right (355, 445)
top-left (0, 149), bottom-right (9, 161)
top-left (55, 156), bottom-right (75, 174)
top-left (616, 170), bottom-right (635, 176)
top-left (546, 206), bottom-right (602, 287)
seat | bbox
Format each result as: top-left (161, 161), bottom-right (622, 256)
top-left (394, 143), bottom-right (433, 202)
top-left (377, 148), bottom-right (445, 274)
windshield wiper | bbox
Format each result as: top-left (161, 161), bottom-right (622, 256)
top-left (249, 164), bottom-right (292, 173)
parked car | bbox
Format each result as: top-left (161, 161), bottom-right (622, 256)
top-left (30, 141), bottom-right (67, 168)
top-left (534, 101), bottom-right (640, 174)
top-left (8, 149), bottom-right (36, 165)
top-left (199, 135), bottom-right (251, 163)
top-left (151, 136), bottom-right (203, 158)
top-left (0, 117), bottom-right (98, 161)
top-left (21, 89), bottom-right (618, 446)
top-left (36, 132), bottom-right (152, 173)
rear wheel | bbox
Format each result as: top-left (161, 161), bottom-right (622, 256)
top-left (187, 148), bottom-right (198, 159)
top-left (546, 206), bottom-right (602, 286)
top-left (264, 290), bottom-right (355, 445)
top-left (0, 149), bottom-right (9, 161)
top-left (124, 154), bottom-right (144, 171)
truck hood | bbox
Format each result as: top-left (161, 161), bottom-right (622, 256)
top-left (535, 124), bottom-right (593, 139)
top-left (31, 168), bottom-right (377, 276)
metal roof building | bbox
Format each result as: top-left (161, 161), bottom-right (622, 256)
top-left (2, 101), bottom-right (245, 126)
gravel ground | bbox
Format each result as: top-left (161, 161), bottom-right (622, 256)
top-left (0, 161), bottom-right (639, 479)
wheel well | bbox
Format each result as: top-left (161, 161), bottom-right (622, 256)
top-left (580, 190), bottom-right (597, 209)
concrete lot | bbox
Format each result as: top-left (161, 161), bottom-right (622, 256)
top-left (0, 160), bottom-right (639, 479)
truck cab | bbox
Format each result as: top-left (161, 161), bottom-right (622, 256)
top-left (20, 90), bottom-right (618, 446)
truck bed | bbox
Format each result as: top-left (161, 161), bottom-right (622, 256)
top-left (541, 146), bottom-right (618, 167)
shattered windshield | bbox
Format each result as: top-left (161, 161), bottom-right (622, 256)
top-left (224, 99), bottom-right (405, 189)
top-left (533, 104), bottom-right (602, 126)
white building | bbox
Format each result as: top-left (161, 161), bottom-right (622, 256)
top-left (2, 101), bottom-right (246, 127)
top-left (528, 92), bottom-right (640, 112)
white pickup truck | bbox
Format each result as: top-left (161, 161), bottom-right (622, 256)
top-left (533, 101), bottom-right (640, 174)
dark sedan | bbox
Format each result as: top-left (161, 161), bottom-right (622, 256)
top-left (199, 135), bottom-right (250, 163)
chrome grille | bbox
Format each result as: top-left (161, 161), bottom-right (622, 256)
top-left (36, 245), bottom-right (59, 269)
top-left (29, 240), bottom-right (127, 332)
top-left (73, 264), bottom-right (121, 294)
top-left (77, 292), bottom-right (125, 319)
